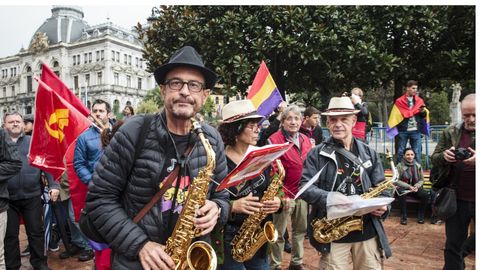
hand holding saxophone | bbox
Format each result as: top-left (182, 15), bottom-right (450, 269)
top-left (193, 199), bottom-right (221, 235)
top-left (232, 193), bottom-right (262, 215)
top-left (139, 241), bottom-right (175, 270)
top-left (261, 196), bottom-right (281, 214)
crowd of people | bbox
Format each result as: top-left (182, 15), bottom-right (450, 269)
top-left (0, 46), bottom-right (475, 270)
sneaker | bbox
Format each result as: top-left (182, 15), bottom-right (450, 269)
top-left (417, 217), bottom-right (425, 224)
top-left (400, 217), bottom-right (407, 225)
top-left (78, 249), bottom-right (94, 262)
top-left (20, 246), bottom-right (30, 257)
top-left (48, 241), bottom-right (60, 252)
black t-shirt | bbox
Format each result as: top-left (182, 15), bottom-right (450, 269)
top-left (332, 141), bottom-right (377, 243)
top-left (225, 156), bottom-right (272, 227)
top-left (158, 132), bottom-right (191, 244)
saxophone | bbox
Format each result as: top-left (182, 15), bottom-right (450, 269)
top-left (312, 150), bottom-right (398, 244)
top-left (231, 159), bottom-right (285, 262)
top-left (164, 119), bottom-right (217, 270)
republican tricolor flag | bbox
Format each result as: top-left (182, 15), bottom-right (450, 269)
top-left (386, 94), bottom-right (430, 138)
top-left (28, 64), bottom-right (92, 181)
top-left (247, 61), bottom-right (284, 118)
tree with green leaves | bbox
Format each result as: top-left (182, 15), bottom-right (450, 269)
top-left (200, 96), bottom-right (216, 118)
top-left (137, 6), bottom-right (474, 115)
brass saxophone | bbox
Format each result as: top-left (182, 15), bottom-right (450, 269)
top-left (164, 119), bottom-right (217, 270)
top-left (231, 159), bottom-right (285, 262)
top-left (312, 150), bottom-right (398, 244)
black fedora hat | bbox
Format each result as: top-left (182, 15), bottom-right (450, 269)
top-left (154, 46), bottom-right (217, 89)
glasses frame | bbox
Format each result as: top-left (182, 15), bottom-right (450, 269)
top-left (164, 79), bottom-right (205, 93)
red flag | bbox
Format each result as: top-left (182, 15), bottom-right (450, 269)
top-left (40, 63), bottom-right (90, 116)
top-left (28, 77), bottom-right (92, 181)
top-left (65, 141), bottom-right (87, 221)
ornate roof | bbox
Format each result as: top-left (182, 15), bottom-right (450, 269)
top-left (29, 6), bottom-right (142, 49)
top-left (29, 6), bottom-right (89, 46)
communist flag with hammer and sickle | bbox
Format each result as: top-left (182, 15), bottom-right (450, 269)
top-left (28, 65), bottom-right (92, 181)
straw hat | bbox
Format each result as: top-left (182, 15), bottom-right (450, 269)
top-left (321, 97), bottom-right (360, 116)
top-left (221, 100), bottom-right (264, 123)
top-left (154, 46), bottom-right (217, 89)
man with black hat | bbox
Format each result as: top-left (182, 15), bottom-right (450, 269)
top-left (84, 46), bottom-right (229, 269)
top-left (298, 97), bottom-right (392, 269)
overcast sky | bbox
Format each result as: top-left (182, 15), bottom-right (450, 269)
top-left (0, 5), bottom-right (154, 58)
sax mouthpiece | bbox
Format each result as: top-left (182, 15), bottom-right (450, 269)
top-left (191, 118), bottom-right (203, 134)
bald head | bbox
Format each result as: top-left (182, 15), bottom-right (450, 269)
top-left (461, 94), bottom-right (475, 131)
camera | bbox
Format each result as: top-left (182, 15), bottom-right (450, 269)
top-left (454, 147), bottom-right (472, 161)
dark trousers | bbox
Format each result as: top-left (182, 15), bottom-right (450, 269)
top-left (443, 200), bottom-right (475, 270)
top-left (398, 188), bottom-right (430, 219)
top-left (5, 197), bottom-right (47, 270)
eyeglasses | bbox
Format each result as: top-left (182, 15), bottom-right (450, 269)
top-left (245, 123), bottom-right (261, 132)
top-left (164, 79), bottom-right (205, 93)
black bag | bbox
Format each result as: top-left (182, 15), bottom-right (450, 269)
top-left (430, 164), bottom-right (451, 189)
top-left (432, 187), bottom-right (457, 220)
top-left (79, 115), bottom-right (153, 243)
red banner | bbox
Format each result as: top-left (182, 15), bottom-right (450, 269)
top-left (28, 74), bottom-right (91, 181)
top-left (40, 64), bottom-right (90, 116)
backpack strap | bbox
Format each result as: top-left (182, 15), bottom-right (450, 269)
top-left (127, 114), bottom-right (153, 177)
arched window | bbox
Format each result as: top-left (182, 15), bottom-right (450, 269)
top-left (53, 61), bottom-right (59, 67)
top-left (126, 101), bottom-right (131, 106)
top-left (25, 65), bottom-right (33, 92)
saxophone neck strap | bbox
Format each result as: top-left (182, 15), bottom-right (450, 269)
top-left (133, 144), bottom-right (193, 224)
top-left (330, 143), bottom-right (365, 170)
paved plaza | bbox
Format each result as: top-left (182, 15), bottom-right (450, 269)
top-left (17, 207), bottom-right (475, 270)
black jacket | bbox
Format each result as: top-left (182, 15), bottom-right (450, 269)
top-left (85, 112), bottom-right (229, 269)
top-left (299, 138), bottom-right (392, 258)
top-left (0, 130), bottom-right (22, 212)
top-left (6, 135), bottom-right (57, 201)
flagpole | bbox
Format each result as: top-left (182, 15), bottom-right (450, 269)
top-left (34, 76), bottom-right (107, 131)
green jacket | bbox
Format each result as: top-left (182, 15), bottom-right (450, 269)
top-left (430, 123), bottom-right (463, 189)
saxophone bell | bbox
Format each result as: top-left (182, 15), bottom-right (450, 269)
top-left (186, 241), bottom-right (217, 270)
top-left (264, 221), bottom-right (278, 243)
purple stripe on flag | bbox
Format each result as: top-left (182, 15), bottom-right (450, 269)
top-left (385, 125), bottom-right (398, 139)
top-left (88, 239), bottom-right (109, 251)
top-left (421, 122), bottom-right (431, 136)
top-left (256, 88), bottom-right (283, 117)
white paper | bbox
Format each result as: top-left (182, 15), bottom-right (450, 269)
top-left (326, 195), bottom-right (394, 220)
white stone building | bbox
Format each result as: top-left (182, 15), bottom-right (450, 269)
top-left (0, 6), bottom-right (155, 120)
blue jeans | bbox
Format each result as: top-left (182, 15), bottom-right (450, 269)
top-left (397, 131), bottom-right (421, 163)
top-left (219, 224), bottom-right (269, 270)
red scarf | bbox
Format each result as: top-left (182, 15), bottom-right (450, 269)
top-left (394, 94), bottom-right (425, 119)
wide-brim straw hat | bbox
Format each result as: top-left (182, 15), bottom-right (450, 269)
top-left (321, 96), bottom-right (360, 116)
top-left (221, 100), bottom-right (264, 123)
top-left (154, 46), bottom-right (217, 89)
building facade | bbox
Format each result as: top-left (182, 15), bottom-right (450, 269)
top-left (0, 6), bottom-right (155, 120)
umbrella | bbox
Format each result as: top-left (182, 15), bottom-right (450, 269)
top-left (41, 186), bottom-right (51, 256)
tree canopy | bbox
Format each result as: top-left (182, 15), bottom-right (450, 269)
top-left (137, 6), bottom-right (474, 111)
